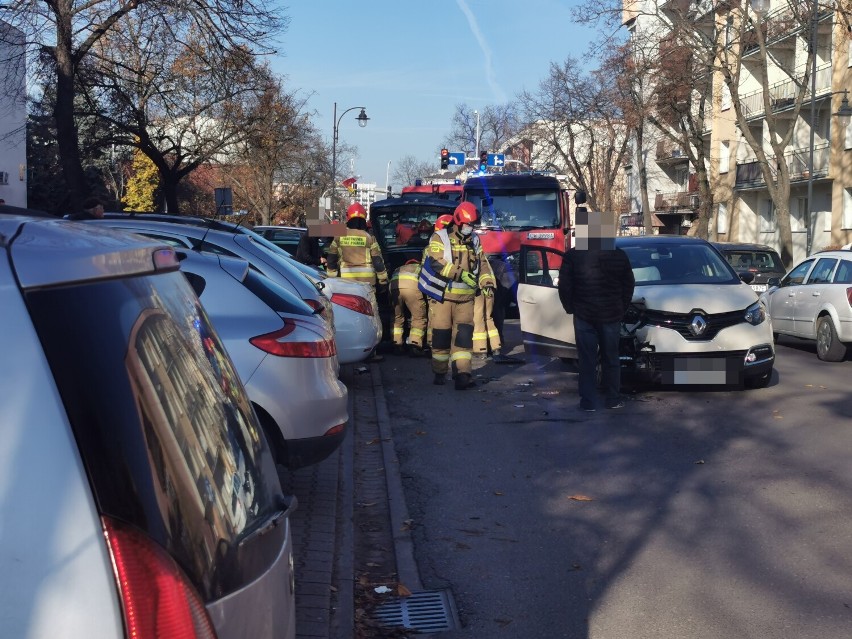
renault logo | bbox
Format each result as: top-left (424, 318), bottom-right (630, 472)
top-left (689, 315), bottom-right (708, 337)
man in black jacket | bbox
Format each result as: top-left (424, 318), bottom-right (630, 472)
top-left (558, 209), bottom-right (634, 411)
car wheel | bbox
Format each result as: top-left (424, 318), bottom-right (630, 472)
top-left (815, 316), bottom-right (847, 362)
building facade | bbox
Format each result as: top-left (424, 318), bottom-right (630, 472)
top-left (0, 21), bottom-right (27, 207)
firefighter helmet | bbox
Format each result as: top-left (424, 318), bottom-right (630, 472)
top-left (434, 214), bottom-right (454, 231)
top-left (346, 202), bottom-right (367, 221)
top-left (453, 201), bottom-right (478, 226)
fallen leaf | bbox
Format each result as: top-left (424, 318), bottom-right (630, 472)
top-left (495, 618), bottom-right (513, 627)
top-left (455, 542), bottom-right (471, 550)
top-left (374, 586), bottom-right (392, 594)
top-left (397, 584), bottom-right (412, 597)
top-left (357, 502), bottom-right (377, 508)
top-left (695, 459), bottom-right (705, 464)
top-left (568, 494), bottom-right (594, 501)
top-left (571, 563), bottom-right (582, 571)
top-left (805, 384), bottom-right (814, 388)
top-left (494, 491), bottom-right (504, 496)
top-left (366, 562), bottom-right (380, 567)
top-left (415, 430), bottom-right (427, 436)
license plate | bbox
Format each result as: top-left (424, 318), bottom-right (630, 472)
top-left (750, 284), bottom-right (767, 292)
top-left (666, 358), bottom-right (730, 385)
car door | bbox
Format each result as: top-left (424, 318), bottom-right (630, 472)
top-left (794, 257), bottom-right (838, 337)
top-left (765, 258), bottom-right (814, 335)
top-left (517, 245), bottom-right (576, 359)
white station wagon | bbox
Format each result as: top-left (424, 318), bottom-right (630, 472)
top-left (518, 235), bottom-right (775, 388)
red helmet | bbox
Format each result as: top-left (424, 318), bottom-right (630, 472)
top-left (454, 201), bottom-right (478, 226)
top-left (434, 214), bottom-right (454, 231)
top-left (346, 202), bottom-right (367, 221)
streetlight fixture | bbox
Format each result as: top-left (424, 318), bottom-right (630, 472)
top-left (330, 103), bottom-right (369, 221)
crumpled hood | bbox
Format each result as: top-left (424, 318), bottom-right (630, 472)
top-left (632, 283), bottom-right (758, 314)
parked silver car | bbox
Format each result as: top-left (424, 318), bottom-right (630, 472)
top-left (177, 249), bottom-right (349, 468)
top-left (0, 216), bottom-right (295, 638)
top-left (761, 248), bottom-right (852, 361)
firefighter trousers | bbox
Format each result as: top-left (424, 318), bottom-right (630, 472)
top-left (429, 298), bottom-right (474, 376)
top-left (392, 289), bottom-right (427, 347)
top-left (472, 292), bottom-right (502, 354)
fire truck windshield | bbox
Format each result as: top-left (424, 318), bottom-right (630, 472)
top-left (466, 189), bottom-right (560, 231)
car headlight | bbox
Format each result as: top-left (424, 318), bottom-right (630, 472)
top-left (744, 301), bottom-right (766, 326)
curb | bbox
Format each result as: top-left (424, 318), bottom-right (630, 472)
top-left (371, 364), bottom-right (424, 592)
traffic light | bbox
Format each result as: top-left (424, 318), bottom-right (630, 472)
top-left (479, 151), bottom-right (488, 172)
top-left (440, 148), bottom-right (449, 170)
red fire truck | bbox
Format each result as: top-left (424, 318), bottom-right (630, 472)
top-left (400, 179), bottom-right (463, 201)
top-left (461, 172), bottom-right (575, 319)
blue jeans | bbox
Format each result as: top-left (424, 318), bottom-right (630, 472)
top-left (573, 316), bottom-right (621, 409)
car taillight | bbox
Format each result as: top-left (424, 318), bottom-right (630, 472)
top-left (250, 319), bottom-right (336, 358)
top-left (102, 517), bottom-right (217, 639)
top-left (330, 292), bottom-right (374, 316)
top-left (847, 287), bottom-right (852, 307)
top-left (303, 298), bottom-right (324, 314)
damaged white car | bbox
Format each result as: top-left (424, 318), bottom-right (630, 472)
top-left (517, 236), bottom-right (775, 388)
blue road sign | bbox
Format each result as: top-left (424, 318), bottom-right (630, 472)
top-left (449, 152), bottom-right (465, 166)
top-left (488, 153), bottom-right (505, 167)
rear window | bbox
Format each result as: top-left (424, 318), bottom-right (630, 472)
top-left (25, 270), bottom-right (282, 600)
top-left (720, 249), bottom-right (784, 273)
top-left (243, 268), bottom-right (317, 316)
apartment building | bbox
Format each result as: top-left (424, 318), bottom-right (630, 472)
top-left (0, 21), bottom-right (27, 207)
top-left (624, 0), bottom-right (852, 262)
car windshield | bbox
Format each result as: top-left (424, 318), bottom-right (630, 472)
top-left (621, 243), bottom-right (740, 286)
top-left (721, 249), bottom-right (784, 273)
top-left (465, 189), bottom-right (560, 230)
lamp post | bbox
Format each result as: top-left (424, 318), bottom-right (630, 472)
top-left (474, 109), bottom-right (480, 161)
top-left (330, 102), bottom-right (369, 221)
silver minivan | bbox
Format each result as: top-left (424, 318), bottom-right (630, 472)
top-left (0, 217), bottom-right (296, 638)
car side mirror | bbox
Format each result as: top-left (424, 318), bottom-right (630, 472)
top-left (767, 276), bottom-right (781, 288)
top-left (738, 271), bottom-right (755, 284)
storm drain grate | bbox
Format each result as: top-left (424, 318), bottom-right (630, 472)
top-left (373, 589), bottom-right (458, 633)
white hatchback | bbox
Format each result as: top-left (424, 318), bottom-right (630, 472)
top-left (760, 249), bottom-right (852, 361)
top-left (518, 236), bottom-right (775, 388)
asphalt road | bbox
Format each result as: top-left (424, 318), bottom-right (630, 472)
top-left (378, 322), bottom-right (852, 639)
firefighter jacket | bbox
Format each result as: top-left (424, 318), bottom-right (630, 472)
top-left (424, 229), bottom-right (496, 302)
top-left (390, 261), bottom-right (421, 294)
top-left (326, 229), bottom-right (389, 286)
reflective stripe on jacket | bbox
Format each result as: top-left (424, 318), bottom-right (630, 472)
top-left (326, 229), bottom-right (388, 285)
top-left (423, 230), bottom-right (494, 302)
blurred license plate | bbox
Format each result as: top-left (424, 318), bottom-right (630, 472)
top-left (750, 284), bottom-right (767, 292)
top-left (665, 358), bottom-right (730, 385)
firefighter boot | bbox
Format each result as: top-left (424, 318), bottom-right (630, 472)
top-left (433, 373), bottom-right (446, 386)
top-left (454, 372), bottom-right (476, 391)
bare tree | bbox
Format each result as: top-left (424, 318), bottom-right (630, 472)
top-left (516, 52), bottom-right (631, 213)
top-left (0, 0), bottom-right (284, 211)
top-left (442, 103), bottom-right (520, 163)
top-left (392, 155), bottom-right (435, 188)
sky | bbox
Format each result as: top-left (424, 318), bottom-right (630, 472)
top-left (273, 0), bottom-right (601, 191)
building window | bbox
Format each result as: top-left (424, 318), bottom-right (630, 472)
top-left (760, 199), bottom-right (776, 232)
top-left (719, 140), bottom-right (730, 174)
top-left (721, 83), bottom-right (732, 111)
top-left (845, 120), bottom-right (852, 150)
top-left (843, 188), bottom-right (852, 229)
top-left (717, 202), bottom-right (728, 234)
top-left (791, 197), bottom-right (807, 232)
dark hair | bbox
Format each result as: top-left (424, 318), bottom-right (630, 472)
top-left (347, 217), bottom-right (367, 231)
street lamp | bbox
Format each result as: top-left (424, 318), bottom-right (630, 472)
top-left (330, 103), bottom-right (369, 221)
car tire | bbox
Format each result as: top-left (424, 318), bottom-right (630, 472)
top-left (815, 316), bottom-right (847, 362)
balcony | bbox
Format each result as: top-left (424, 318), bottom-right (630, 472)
top-left (734, 142), bottom-right (830, 188)
top-left (738, 63), bottom-right (832, 121)
top-left (655, 190), bottom-right (699, 211)
top-left (741, 5), bottom-right (830, 57)
top-left (656, 140), bottom-right (689, 165)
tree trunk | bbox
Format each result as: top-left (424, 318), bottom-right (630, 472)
top-left (53, 19), bottom-right (87, 211)
top-left (636, 122), bottom-right (653, 236)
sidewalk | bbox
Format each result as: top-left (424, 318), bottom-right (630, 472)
top-left (284, 361), bottom-right (419, 639)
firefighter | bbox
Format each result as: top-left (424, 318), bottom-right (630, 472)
top-left (425, 202), bottom-right (496, 390)
top-left (327, 202), bottom-right (389, 362)
top-left (326, 202), bottom-right (389, 289)
top-left (389, 259), bottom-right (428, 356)
top-left (472, 256), bottom-right (505, 360)
top-left (423, 214), bottom-right (454, 349)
